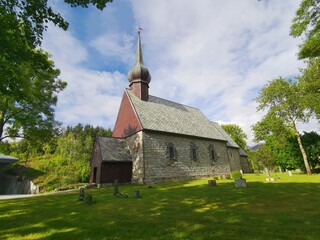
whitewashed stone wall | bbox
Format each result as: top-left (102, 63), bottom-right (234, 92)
top-left (141, 131), bottom-right (231, 184)
top-left (126, 132), bottom-right (144, 184)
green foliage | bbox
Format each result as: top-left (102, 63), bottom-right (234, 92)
top-left (289, 131), bottom-right (320, 170)
top-left (2, 124), bottom-right (112, 190)
top-left (248, 146), bottom-right (276, 172)
top-left (298, 58), bottom-right (320, 118)
top-left (221, 124), bottom-right (247, 151)
top-left (0, 0), bottom-right (113, 47)
top-left (0, 48), bottom-right (66, 143)
top-left (231, 170), bottom-right (242, 180)
top-left (1, 0), bottom-right (113, 145)
top-left (255, 77), bottom-right (313, 174)
top-left (290, 0), bottom-right (320, 59)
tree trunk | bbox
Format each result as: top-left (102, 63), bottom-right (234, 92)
top-left (292, 121), bottom-right (312, 175)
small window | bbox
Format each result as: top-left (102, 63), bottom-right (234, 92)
top-left (190, 142), bottom-right (198, 161)
top-left (210, 150), bottom-right (215, 160)
top-left (169, 146), bottom-right (175, 159)
top-left (208, 144), bottom-right (217, 161)
top-left (167, 142), bottom-right (177, 161)
top-left (192, 148), bottom-right (197, 160)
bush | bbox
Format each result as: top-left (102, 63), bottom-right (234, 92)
top-left (231, 170), bottom-right (243, 180)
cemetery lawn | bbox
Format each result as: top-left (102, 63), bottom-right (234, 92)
top-left (1, 173), bottom-right (320, 240)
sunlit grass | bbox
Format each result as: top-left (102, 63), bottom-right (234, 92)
top-left (0, 173), bottom-right (320, 240)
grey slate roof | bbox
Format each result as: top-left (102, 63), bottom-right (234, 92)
top-left (210, 122), bottom-right (240, 148)
top-left (239, 148), bottom-right (248, 157)
top-left (126, 89), bottom-right (226, 141)
top-left (98, 137), bottom-right (131, 162)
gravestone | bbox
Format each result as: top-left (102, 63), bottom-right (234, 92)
top-left (288, 171), bottom-right (293, 176)
top-left (134, 190), bottom-right (140, 198)
top-left (208, 180), bottom-right (217, 186)
top-left (79, 187), bottom-right (85, 200)
top-left (235, 179), bottom-right (247, 188)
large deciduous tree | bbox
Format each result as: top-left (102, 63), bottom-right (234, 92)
top-left (298, 58), bottom-right (320, 118)
top-left (0, 50), bottom-right (66, 142)
top-left (290, 0), bottom-right (320, 59)
top-left (256, 77), bottom-right (313, 175)
top-left (1, 0), bottom-right (113, 143)
top-left (252, 114), bottom-right (301, 170)
top-left (221, 124), bottom-right (247, 151)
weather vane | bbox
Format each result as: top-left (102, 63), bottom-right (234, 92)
top-left (137, 25), bottom-right (143, 33)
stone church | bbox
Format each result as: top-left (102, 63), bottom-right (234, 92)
top-left (90, 32), bottom-right (250, 185)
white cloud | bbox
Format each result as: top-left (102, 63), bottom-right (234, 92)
top-left (129, 0), bottom-right (307, 145)
top-left (43, 24), bottom-right (127, 129)
top-left (42, 0), bottom-right (317, 145)
top-left (90, 33), bottom-right (135, 64)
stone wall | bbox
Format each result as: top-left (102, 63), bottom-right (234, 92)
top-left (140, 131), bottom-right (231, 184)
top-left (227, 147), bottom-right (242, 172)
top-left (126, 132), bottom-right (145, 184)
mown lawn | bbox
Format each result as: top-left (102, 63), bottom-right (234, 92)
top-left (0, 173), bottom-right (320, 240)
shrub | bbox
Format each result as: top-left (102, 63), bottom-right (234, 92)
top-left (231, 170), bottom-right (243, 180)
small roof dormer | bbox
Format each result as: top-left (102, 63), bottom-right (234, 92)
top-left (127, 30), bottom-right (151, 101)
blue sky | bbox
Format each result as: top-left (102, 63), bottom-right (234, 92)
top-left (42, 0), bottom-right (318, 145)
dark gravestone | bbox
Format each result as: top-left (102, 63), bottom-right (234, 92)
top-left (208, 180), bottom-right (217, 186)
top-left (134, 190), bottom-right (140, 198)
top-left (79, 187), bottom-right (85, 200)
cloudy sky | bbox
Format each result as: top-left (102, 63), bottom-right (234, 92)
top-left (43, 0), bottom-right (318, 145)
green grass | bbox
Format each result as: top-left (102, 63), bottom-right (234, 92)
top-left (1, 173), bottom-right (320, 240)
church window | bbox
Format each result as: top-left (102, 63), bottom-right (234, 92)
top-left (190, 143), bottom-right (198, 161)
top-left (169, 146), bottom-right (175, 159)
top-left (167, 142), bottom-right (177, 161)
top-left (208, 144), bottom-right (217, 161)
top-left (210, 150), bottom-right (215, 160)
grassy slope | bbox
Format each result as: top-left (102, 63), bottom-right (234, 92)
top-left (0, 173), bottom-right (320, 240)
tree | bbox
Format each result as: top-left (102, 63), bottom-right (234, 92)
top-left (290, 0), bottom-right (320, 59)
top-left (1, 0), bottom-right (113, 143)
top-left (0, 50), bottom-right (66, 142)
top-left (248, 146), bottom-right (275, 175)
top-left (289, 131), bottom-right (320, 170)
top-left (256, 77), bottom-right (313, 175)
top-left (298, 58), bottom-right (320, 118)
top-left (221, 124), bottom-right (247, 151)
top-left (252, 113), bottom-right (300, 170)
top-left (1, 0), bottom-right (113, 47)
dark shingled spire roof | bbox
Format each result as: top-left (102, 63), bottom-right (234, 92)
top-left (127, 31), bottom-right (151, 84)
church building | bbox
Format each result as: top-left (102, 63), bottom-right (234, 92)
top-left (90, 32), bottom-right (250, 185)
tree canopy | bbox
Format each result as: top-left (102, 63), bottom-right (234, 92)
top-left (255, 77), bottom-right (313, 174)
top-left (221, 124), bottom-right (247, 151)
top-left (290, 0), bottom-right (320, 59)
top-left (298, 58), bottom-right (320, 118)
top-left (0, 0), bottom-right (113, 144)
top-left (0, 50), bottom-right (66, 142)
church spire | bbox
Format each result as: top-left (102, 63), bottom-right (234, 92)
top-left (127, 30), bottom-right (151, 101)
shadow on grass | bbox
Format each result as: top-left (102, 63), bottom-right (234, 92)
top-left (0, 180), bottom-right (320, 240)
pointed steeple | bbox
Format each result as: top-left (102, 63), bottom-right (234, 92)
top-left (127, 30), bottom-right (151, 101)
top-left (128, 31), bottom-right (151, 84)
